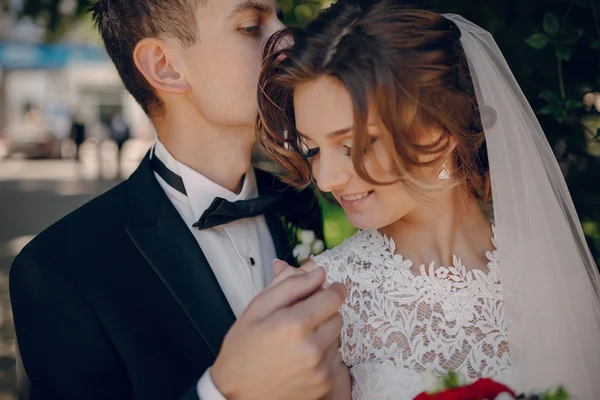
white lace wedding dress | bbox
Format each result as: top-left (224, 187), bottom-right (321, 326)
top-left (312, 228), bottom-right (512, 400)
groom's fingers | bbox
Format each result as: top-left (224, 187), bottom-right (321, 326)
top-left (284, 282), bottom-right (347, 333)
top-left (310, 312), bottom-right (344, 355)
top-left (320, 336), bottom-right (343, 371)
top-left (244, 267), bottom-right (327, 321)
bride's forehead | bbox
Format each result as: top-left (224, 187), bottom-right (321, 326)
top-left (293, 78), bottom-right (354, 136)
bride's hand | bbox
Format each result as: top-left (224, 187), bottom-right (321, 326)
top-left (270, 259), bottom-right (306, 287)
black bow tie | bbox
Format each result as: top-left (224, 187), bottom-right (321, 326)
top-left (151, 154), bottom-right (281, 230)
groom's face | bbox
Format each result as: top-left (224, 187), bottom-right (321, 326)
top-left (177, 0), bottom-right (284, 128)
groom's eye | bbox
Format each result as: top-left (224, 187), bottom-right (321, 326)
top-left (239, 25), bottom-right (261, 36)
top-left (238, 18), bottom-right (262, 36)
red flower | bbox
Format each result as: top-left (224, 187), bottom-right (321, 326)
top-left (470, 379), bottom-right (516, 399)
top-left (414, 378), bottom-right (516, 400)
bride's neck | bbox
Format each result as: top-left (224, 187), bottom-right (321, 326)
top-left (379, 185), bottom-right (493, 269)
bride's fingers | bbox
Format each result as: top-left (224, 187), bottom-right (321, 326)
top-left (270, 263), bottom-right (307, 288)
top-left (273, 259), bottom-right (290, 277)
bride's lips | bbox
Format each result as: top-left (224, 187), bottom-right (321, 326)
top-left (337, 190), bottom-right (374, 211)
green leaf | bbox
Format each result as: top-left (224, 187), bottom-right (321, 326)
top-left (563, 28), bottom-right (583, 44)
top-left (525, 33), bottom-right (550, 49)
top-left (440, 370), bottom-right (462, 389)
top-left (538, 105), bottom-right (555, 115)
top-left (543, 13), bottom-right (560, 38)
top-left (555, 44), bottom-right (572, 61)
top-left (545, 386), bottom-right (570, 400)
top-left (553, 108), bottom-right (568, 123)
top-left (591, 39), bottom-right (600, 49)
top-left (564, 99), bottom-right (583, 110)
top-left (539, 90), bottom-right (562, 107)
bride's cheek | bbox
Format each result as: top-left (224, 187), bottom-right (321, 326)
top-left (309, 157), bottom-right (320, 180)
top-left (367, 147), bottom-right (395, 181)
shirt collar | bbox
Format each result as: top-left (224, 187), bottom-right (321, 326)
top-left (152, 139), bottom-right (258, 221)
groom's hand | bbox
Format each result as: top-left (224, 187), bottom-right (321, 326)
top-left (211, 267), bottom-right (346, 400)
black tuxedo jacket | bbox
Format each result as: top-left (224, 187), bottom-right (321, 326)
top-left (10, 154), bottom-right (323, 400)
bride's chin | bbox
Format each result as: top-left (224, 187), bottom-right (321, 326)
top-left (345, 214), bottom-right (386, 231)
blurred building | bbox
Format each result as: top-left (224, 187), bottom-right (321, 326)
top-left (0, 1), bottom-right (154, 145)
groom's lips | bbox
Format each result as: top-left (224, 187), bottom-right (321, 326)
top-left (337, 190), bottom-right (374, 211)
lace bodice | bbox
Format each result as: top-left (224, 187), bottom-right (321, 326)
top-left (312, 229), bottom-right (511, 400)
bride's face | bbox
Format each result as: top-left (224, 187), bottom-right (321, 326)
top-left (293, 75), bottom-right (423, 230)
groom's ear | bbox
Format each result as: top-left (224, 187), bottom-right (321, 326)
top-left (133, 38), bottom-right (191, 95)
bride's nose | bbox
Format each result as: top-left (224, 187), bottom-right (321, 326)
top-left (313, 152), bottom-right (352, 193)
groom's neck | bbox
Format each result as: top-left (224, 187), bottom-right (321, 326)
top-left (152, 105), bottom-right (255, 194)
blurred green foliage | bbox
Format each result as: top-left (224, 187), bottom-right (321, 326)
top-left (1, 0), bottom-right (91, 41)
top-left (279, 0), bottom-right (331, 26)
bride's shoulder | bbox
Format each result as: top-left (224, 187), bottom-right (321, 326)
top-left (316, 229), bottom-right (366, 257)
top-left (309, 229), bottom-right (376, 280)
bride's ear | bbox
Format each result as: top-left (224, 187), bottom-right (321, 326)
top-left (447, 134), bottom-right (458, 154)
top-left (133, 38), bottom-right (191, 95)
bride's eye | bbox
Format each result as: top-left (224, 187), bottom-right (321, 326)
top-left (342, 137), bottom-right (377, 157)
top-left (297, 136), bottom-right (320, 159)
top-left (303, 147), bottom-right (320, 159)
top-left (341, 138), bottom-right (353, 156)
top-left (342, 144), bottom-right (352, 156)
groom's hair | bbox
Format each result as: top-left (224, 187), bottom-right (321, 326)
top-left (90, 0), bottom-right (204, 117)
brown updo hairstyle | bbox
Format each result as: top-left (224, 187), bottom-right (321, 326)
top-left (257, 0), bottom-right (490, 204)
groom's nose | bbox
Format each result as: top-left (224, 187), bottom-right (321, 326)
top-left (265, 13), bottom-right (286, 41)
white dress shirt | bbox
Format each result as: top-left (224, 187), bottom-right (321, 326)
top-left (151, 140), bottom-right (277, 399)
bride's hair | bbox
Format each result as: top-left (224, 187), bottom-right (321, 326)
top-left (257, 0), bottom-right (491, 203)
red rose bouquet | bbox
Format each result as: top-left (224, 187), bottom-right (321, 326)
top-left (413, 371), bottom-right (570, 400)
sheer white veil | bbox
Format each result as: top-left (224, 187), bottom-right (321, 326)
top-left (443, 14), bottom-right (600, 398)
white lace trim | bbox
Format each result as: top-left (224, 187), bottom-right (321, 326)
top-left (312, 228), bottom-right (511, 398)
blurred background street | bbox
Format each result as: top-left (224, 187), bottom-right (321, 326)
top-left (0, 0), bottom-right (599, 398)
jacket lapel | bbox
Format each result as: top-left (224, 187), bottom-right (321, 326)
top-left (124, 154), bottom-right (235, 356)
top-left (255, 169), bottom-right (302, 267)
top-left (264, 212), bottom-right (297, 266)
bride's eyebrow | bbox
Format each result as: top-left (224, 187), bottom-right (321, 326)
top-left (295, 127), bottom-right (352, 141)
top-left (326, 123), bottom-right (380, 140)
top-left (327, 127), bottom-right (352, 139)
top-left (294, 123), bottom-right (379, 141)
